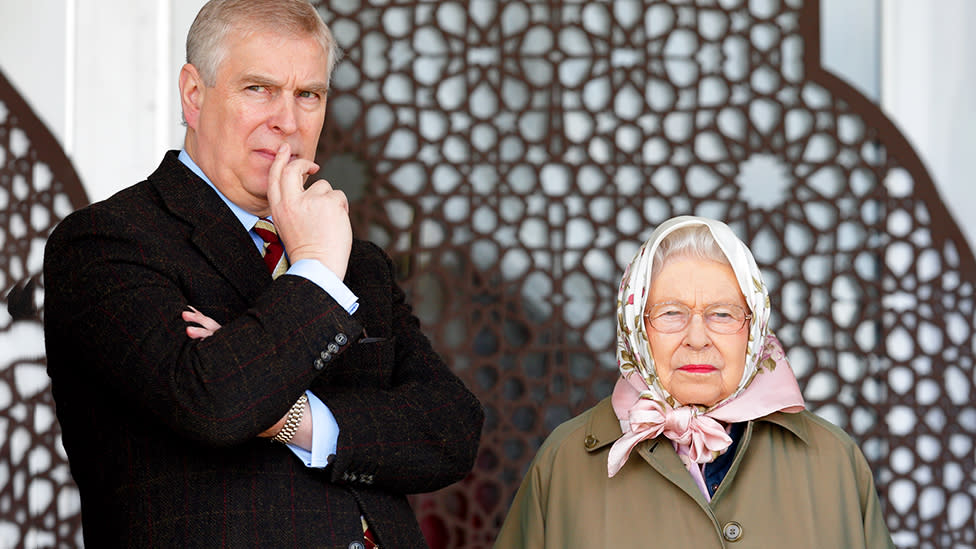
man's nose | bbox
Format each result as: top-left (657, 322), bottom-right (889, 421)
top-left (271, 96), bottom-right (299, 134)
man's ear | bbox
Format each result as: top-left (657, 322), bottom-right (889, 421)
top-left (179, 63), bottom-right (205, 129)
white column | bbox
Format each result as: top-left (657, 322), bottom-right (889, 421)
top-left (881, 0), bottom-right (976, 249)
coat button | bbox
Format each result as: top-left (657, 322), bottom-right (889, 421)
top-left (328, 342), bottom-right (340, 354)
top-left (348, 542), bottom-right (365, 549)
top-left (583, 435), bottom-right (598, 449)
top-left (723, 521), bottom-right (743, 542)
top-left (313, 358), bottom-right (325, 371)
top-left (335, 333), bottom-right (348, 345)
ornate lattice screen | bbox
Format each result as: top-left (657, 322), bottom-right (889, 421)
top-left (3, 1), bottom-right (975, 548)
top-left (0, 69), bottom-right (87, 547)
top-left (310, 1), bottom-right (975, 548)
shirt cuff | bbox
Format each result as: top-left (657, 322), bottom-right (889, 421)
top-left (285, 258), bottom-right (359, 314)
top-left (286, 390), bottom-right (339, 468)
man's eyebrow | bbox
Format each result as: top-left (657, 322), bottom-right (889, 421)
top-left (238, 73), bottom-right (329, 94)
top-left (301, 81), bottom-right (331, 95)
top-left (239, 73), bottom-right (279, 87)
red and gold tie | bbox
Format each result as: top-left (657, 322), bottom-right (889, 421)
top-left (253, 218), bottom-right (288, 278)
top-left (362, 517), bottom-right (379, 548)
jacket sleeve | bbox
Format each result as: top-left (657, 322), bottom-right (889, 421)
top-left (43, 201), bottom-right (356, 447)
top-left (312, 241), bottom-right (485, 494)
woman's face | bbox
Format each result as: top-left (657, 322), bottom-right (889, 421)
top-left (645, 256), bottom-right (750, 406)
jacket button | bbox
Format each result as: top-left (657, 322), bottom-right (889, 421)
top-left (328, 342), bottom-right (340, 354)
top-left (348, 542), bottom-right (365, 549)
top-left (313, 358), bottom-right (325, 371)
top-left (335, 333), bottom-right (348, 345)
top-left (583, 435), bottom-right (598, 449)
top-left (723, 521), bottom-right (743, 542)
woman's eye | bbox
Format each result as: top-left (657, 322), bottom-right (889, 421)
top-left (707, 306), bottom-right (742, 322)
top-left (658, 307), bottom-right (686, 318)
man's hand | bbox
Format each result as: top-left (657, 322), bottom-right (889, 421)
top-left (182, 306), bottom-right (221, 339)
top-left (266, 143), bottom-right (352, 280)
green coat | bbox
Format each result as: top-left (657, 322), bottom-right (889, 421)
top-left (495, 397), bottom-right (894, 548)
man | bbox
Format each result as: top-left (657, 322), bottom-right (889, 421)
top-left (43, 1), bottom-right (484, 547)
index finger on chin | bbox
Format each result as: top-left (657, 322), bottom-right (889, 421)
top-left (266, 144), bottom-right (292, 206)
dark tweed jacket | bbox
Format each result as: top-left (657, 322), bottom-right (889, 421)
top-left (43, 151), bottom-right (484, 548)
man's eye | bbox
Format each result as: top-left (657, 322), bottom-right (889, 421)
top-left (298, 91), bottom-right (318, 99)
top-left (246, 85), bottom-right (266, 93)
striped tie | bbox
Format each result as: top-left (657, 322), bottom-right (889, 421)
top-left (363, 517), bottom-right (380, 548)
top-left (253, 218), bottom-right (288, 278)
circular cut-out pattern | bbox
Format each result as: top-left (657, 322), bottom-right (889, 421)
top-left (3, 2), bottom-right (975, 548)
top-left (311, 2), bottom-right (975, 547)
top-left (1, 70), bottom-right (88, 548)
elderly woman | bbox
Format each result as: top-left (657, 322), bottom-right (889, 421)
top-left (495, 216), bottom-right (893, 548)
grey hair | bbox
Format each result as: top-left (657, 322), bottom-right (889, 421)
top-left (651, 224), bottom-right (730, 281)
top-left (186, 0), bottom-right (342, 87)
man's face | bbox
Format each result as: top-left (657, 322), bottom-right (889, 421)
top-left (182, 28), bottom-right (330, 215)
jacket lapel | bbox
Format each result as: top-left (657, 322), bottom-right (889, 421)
top-left (637, 438), bottom-right (712, 508)
top-left (584, 397), bottom-right (713, 509)
top-left (149, 151), bottom-right (270, 301)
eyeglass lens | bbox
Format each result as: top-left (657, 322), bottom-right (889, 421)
top-left (645, 303), bottom-right (749, 334)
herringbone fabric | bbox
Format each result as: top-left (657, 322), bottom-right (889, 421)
top-left (253, 218), bottom-right (288, 278)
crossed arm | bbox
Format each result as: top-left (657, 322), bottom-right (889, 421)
top-left (182, 306), bottom-right (313, 447)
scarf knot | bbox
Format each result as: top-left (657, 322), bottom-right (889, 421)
top-left (608, 393), bottom-right (733, 477)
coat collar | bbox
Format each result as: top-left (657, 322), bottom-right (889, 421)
top-left (148, 151), bottom-right (270, 300)
top-left (756, 409), bottom-right (812, 445)
top-left (582, 397), bottom-right (623, 453)
top-left (583, 397), bottom-right (709, 504)
top-left (582, 396), bottom-right (811, 506)
top-left (582, 396), bottom-right (811, 453)
top-left (583, 397), bottom-right (810, 452)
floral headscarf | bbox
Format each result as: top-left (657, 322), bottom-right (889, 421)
top-left (607, 216), bottom-right (805, 497)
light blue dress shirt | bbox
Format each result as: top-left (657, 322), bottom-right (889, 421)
top-left (179, 150), bottom-right (346, 467)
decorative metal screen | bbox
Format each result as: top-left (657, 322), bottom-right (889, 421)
top-left (311, 1), bottom-right (974, 548)
top-left (0, 69), bottom-right (87, 548)
top-left (3, 1), bottom-right (976, 548)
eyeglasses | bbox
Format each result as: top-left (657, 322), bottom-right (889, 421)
top-left (643, 302), bottom-right (751, 334)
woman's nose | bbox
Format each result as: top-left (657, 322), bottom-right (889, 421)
top-left (683, 312), bottom-right (711, 348)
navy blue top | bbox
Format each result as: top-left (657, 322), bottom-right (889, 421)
top-left (703, 422), bottom-right (745, 497)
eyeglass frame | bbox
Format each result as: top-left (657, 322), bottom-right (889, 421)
top-left (642, 301), bottom-right (753, 335)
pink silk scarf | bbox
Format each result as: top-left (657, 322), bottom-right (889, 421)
top-left (607, 216), bottom-right (805, 500)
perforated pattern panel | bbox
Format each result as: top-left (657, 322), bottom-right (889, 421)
top-left (0, 69), bottom-right (87, 548)
top-left (2, 2), bottom-right (975, 548)
top-left (310, 1), bottom-right (975, 547)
